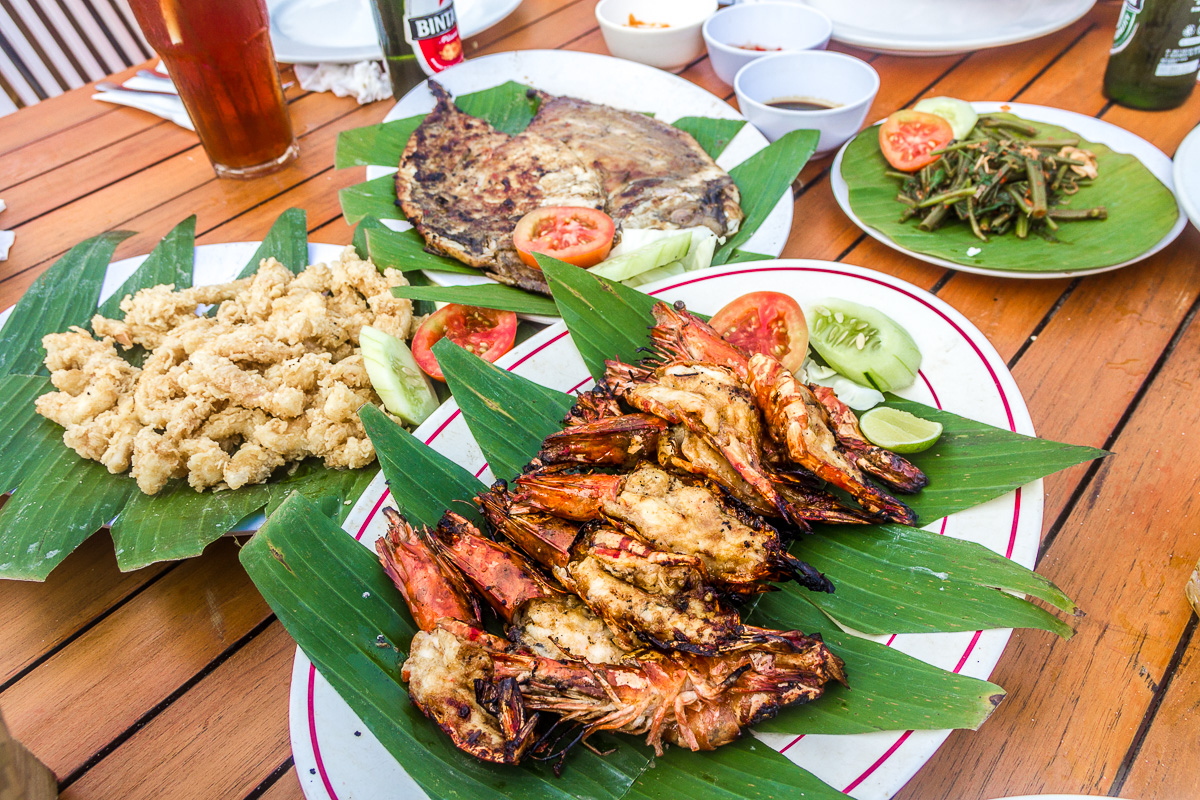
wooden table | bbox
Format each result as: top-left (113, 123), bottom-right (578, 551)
top-left (2, 1), bottom-right (1198, 798)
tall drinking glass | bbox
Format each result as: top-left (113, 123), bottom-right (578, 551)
top-left (127, 0), bottom-right (299, 179)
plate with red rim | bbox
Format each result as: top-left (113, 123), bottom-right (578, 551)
top-left (364, 49), bottom-right (796, 325)
top-left (288, 258), bottom-right (1044, 800)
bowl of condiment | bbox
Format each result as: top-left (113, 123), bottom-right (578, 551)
top-left (702, 2), bottom-right (833, 86)
top-left (734, 50), bottom-right (879, 155)
top-left (595, 0), bottom-right (718, 71)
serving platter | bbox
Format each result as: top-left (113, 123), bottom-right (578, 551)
top-left (289, 259), bottom-right (1043, 800)
top-left (363, 49), bottom-right (794, 324)
top-left (789, 0), bottom-right (1094, 56)
top-left (268, 0), bottom-right (523, 64)
top-left (832, 102), bottom-right (1186, 279)
top-left (1174, 122), bottom-right (1200, 233)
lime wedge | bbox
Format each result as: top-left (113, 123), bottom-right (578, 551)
top-left (859, 407), bottom-right (943, 453)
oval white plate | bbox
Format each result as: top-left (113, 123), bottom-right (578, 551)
top-left (268, 0), bottom-right (523, 64)
top-left (832, 102), bottom-right (1186, 280)
top-left (788, 0), bottom-right (1094, 56)
top-left (290, 258), bottom-right (1044, 800)
top-left (1173, 123), bottom-right (1200, 233)
top-left (364, 49), bottom-right (795, 325)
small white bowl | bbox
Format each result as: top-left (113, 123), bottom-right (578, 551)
top-left (595, 0), bottom-right (718, 71)
top-left (702, 2), bottom-right (833, 86)
top-left (734, 50), bottom-right (880, 155)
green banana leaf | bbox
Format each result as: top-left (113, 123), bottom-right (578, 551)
top-left (340, 174), bottom-right (404, 225)
top-left (0, 209), bottom-right (378, 580)
top-left (0, 230), bottom-right (133, 377)
top-left (335, 114), bottom-right (423, 169)
top-left (97, 216), bottom-right (195, 318)
top-left (714, 129), bottom-right (817, 266)
top-left (241, 492), bottom-right (847, 800)
top-left (365, 225), bottom-right (479, 274)
top-left (236, 208), bottom-right (310, 277)
top-left (668, 117), bottom-right (745, 160)
top-left (393, 284), bottom-right (560, 316)
top-left (839, 113), bottom-right (1179, 272)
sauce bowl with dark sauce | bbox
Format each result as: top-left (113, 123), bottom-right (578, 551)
top-left (734, 50), bottom-right (879, 154)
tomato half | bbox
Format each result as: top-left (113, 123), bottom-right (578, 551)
top-left (709, 291), bottom-right (808, 373)
top-left (513, 207), bottom-right (616, 269)
top-left (879, 110), bottom-right (954, 173)
top-left (411, 304), bottom-right (518, 382)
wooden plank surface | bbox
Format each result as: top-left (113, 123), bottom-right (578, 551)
top-left (1, 1), bottom-right (1198, 798)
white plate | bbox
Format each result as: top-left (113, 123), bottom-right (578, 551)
top-left (364, 49), bottom-right (795, 325)
top-left (1174, 123), bottom-right (1200, 233)
top-left (788, 0), bottom-right (1094, 56)
top-left (267, 0), bottom-right (523, 64)
top-left (290, 259), bottom-right (1044, 800)
top-left (831, 102), bottom-right (1186, 280)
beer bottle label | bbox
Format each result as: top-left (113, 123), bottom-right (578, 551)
top-left (1155, 19), bottom-right (1200, 76)
top-left (1110, 0), bottom-right (1145, 54)
top-left (404, 0), bottom-right (464, 76)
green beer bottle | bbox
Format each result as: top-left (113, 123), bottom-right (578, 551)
top-left (1103, 0), bottom-right (1200, 110)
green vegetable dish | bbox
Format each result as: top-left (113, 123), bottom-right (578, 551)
top-left (840, 107), bottom-right (1179, 274)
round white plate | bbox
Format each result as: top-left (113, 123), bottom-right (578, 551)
top-left (364, 49), bottom-right (795, 325)
top-left (268, 0), bottom-right (523, 64)
top-left (788, 0), bottom-right (1094, 56)
top-left (1174, 123), bottom-right (1200, 233)
top-left (290, 259), bottom-right (1044, 800)
top-left (832, 102), bottom-right (1186, 280)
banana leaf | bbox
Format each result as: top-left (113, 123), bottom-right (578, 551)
top-left (241, 492), bottom-right (847, 800)
top-left (236, 208), bottom-right (309, 277)
top-left (669, 117), bottom-right (745, 160)
top-left (839, 114), bottom-right (1178, 272)
top-left (335, 114), bottom-right (423, 169)
top-left (393, 284), bottom-right (560, 316)
top-left (365, 225), bottom-right (479, 274)
top-left (0, 209), bottom-right (380, 579)
top-left (97, 216), bottom-right (195, 318)
top-left (340, 174), bottom-right (404, 225)
top-left (0, 230), bottom-right (132, 377)
top-left (714, 129), bottom-right (817, 266)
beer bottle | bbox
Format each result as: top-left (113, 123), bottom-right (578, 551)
top-left (1103, 0), bottom-right (1200, 110)
top-left (368, 0), bottom-right (465, 100)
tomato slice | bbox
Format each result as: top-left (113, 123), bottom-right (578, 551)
top-left (411, 303), bottom-right (518, 382)
top-left (513, 207), bottom-right (616, 269)
top-left (709, 291), bottom-right (808, 373)
top-left (879, 110), bottom-right (955, 173)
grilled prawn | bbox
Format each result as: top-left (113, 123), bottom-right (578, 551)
top-left (811, 385), bottom-right (928, 493)
top-left (375, 508), bottom-right (538, 765)
top-left (746, 354), bottom-right (917, 525)
top-left (513, 463), bottom-right (834, 593)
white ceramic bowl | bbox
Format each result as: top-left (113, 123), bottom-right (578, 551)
top-left (734, 50), bottom-right (879, 154)
top-left (595, 0), bottom-right (718, 71)
top-left (702, 2), bottom-right (833, 86)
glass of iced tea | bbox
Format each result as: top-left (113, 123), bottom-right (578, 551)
top-left (127, 0), bottom-right (299, 179)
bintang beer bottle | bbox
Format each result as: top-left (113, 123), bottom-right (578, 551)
top-left (369, 0), bottom-right (465, 99)
top-left (1103, 0), bottom-right (1200, 110)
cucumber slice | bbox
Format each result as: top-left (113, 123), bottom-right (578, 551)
top-left (589, 231), bottom-right (693, 283)
top-left (359, 325), bottom-right (438, 427)
top-left (913, 97), bottom-right (978, 140)
top-left (624, 228), bottom-right (718, 288)
top-left (807, 299), bottom-right (922, 392)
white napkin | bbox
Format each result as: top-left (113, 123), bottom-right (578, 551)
top-left (294, 62), bottom-right (391, 104)
top-left (0, 199), bottom-right (13, 261)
